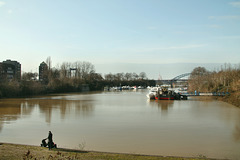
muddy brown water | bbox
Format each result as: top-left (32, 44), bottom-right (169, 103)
top-left (0, 90), bottom-right (240, 159)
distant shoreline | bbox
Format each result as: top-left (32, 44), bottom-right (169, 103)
top-left (1, 90), bottom-right (239, 108)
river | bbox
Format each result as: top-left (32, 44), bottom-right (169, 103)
top-left (0, 90), bottom-right (240, 159)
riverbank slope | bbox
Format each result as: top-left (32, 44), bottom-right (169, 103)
top-left (220, 92), bottom-right (240, 108)
top-left (0, 143), bottom-right (216, 160)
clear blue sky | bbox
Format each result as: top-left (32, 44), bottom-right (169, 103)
top-left (0, 0), bottom-right (240, 79)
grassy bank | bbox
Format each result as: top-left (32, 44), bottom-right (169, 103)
top-left (0, 143), bottom-right (217, 160)
top-left (220, 92), bottom-right (240, 108)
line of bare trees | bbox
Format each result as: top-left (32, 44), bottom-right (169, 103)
top-left (103, 72), bottom-right (155, 87)
top-left (39, 60), bottom-right (103, 93)
top-left (104, 72), bottom-right (147, 81)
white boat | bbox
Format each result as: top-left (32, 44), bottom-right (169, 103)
top-left (146, 87), bottom-right (160, 99)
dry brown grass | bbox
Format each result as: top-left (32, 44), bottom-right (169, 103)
top-left (0, 143), bottom-right (216, 160)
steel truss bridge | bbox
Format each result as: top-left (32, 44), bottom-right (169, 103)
top-left (158, 73), bottom-right (191, 87)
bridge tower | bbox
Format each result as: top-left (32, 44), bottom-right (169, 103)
top-left (70, 68), bottom-right (77, 78)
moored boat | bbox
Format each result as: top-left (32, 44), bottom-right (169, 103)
top-left (147, 86), bottom-right (187, 100)
top-left (155, 87), bottom-right (175, 100)
top-left (146, 87), bottom-right (159, 99)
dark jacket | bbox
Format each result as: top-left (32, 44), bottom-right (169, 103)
top-left (48, 132), bottom-right (53, 142)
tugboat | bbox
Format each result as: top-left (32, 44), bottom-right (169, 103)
top-left (155, 87), bottom-right (175, 100)
top-left (147, 87), bottom-right (187, 100)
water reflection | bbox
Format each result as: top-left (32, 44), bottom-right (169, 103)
top-left (30, 98), bottom-right (94, 123)
top-left (0, 99), bottom-right (24, 132)
top-left (0, 96), bottom-right (94, 130)
top-left (0, 122), bottom-right (2, 132)
top-left (147, 99), bottom-right (174, 113)
top-left (0, 100), bottom-right (24, 124)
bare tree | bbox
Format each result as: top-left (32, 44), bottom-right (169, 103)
top-left (104, 73), bottom-right (114, 81)
top-left (80, 61), bottom-right (95, 80)
top-left (58, 61), bottom-right (95, 81)
top-left (22, 72), bottom-right (38, 81)
top-left (114, 73), bottom-right (124, 81)
top-left (190, 67), bottom-right (208, 78)
top-left (139, 72), bottom-right (147, 80)
top-left (132, 72), bottom-right (139, 80)
top-left (124, 73), bottom-right (132, 81)
top-left (60, 62), bottom-right (71, 78)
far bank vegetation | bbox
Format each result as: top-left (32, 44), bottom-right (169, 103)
top-left (188, 64), bottom-right (240, 107)
top-left (0, 58), bottom-right (155, 98)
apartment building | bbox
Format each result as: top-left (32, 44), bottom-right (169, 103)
top-left (39, 61), bottom-right (48, 82)
top-left (0, 59), bottom-right (21, 81)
